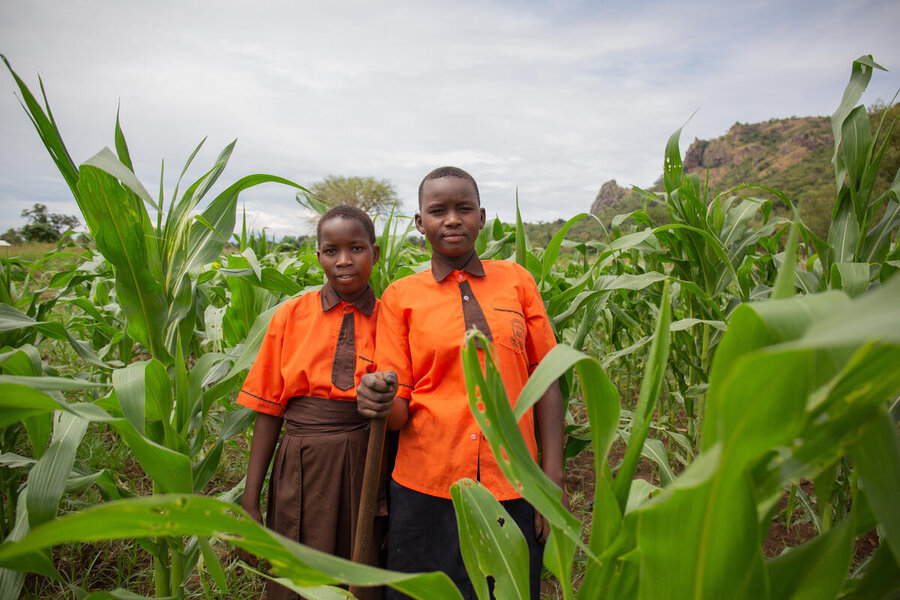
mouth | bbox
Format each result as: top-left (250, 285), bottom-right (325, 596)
top-left (334, 273), bottom-right (357, 282)
top-left (442, 232), bottom-right (467, 242)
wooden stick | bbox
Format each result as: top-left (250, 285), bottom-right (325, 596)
top-left (349, 415), bottom-right (387, 596)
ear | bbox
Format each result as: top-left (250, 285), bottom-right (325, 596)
top-left (479, 207), bottom-right (486, 229)
top-left (315, 249), bottom-right (322, 264)
top-left (372, 244), bottom-right (381, 265)
top-left (414, 212), bottom-right (425, 235)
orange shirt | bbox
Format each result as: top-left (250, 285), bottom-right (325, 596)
top-left (237, 283), bottom-right (377, 417)
top-left (376, 255), bottom-right (557, 500)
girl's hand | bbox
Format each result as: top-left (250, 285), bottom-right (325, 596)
top-left (243, 502), bottom-right (263, 526)
top-left (357, 371), bottom-right (398, 418)
top-left (236, 500), bottom-right (264, 565)
top-left (237, 502), bottom-right (264, 569)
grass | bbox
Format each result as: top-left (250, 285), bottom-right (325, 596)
top-left (2, 241), bottom-right (64, 262)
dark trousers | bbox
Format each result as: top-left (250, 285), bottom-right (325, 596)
top-left (385, 480), bottom-right (543, 600)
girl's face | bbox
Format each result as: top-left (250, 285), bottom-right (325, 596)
top-left (316, 216), bottom-right (379, 300)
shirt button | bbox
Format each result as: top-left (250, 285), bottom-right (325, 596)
top-left (470, 433), bottom-right (477, 440)
top-left (463, 295), bottom-right (469, 301)
top-left (458, 274), bottom-right (464, 280)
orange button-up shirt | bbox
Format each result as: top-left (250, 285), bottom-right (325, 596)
top-left (237, 283), bottom-right (377, 417)
top-left (376, 255), bottom-right (557, 500)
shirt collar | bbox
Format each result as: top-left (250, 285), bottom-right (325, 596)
top-left (430, 250), bottom-right (485, 282)
top-left (319, 282), bottom-right (376, 315)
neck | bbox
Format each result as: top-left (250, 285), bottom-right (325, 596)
top-left (335, 284), bottom-right (369, 304)
top-left (434, 247), bottom-right (476, 271)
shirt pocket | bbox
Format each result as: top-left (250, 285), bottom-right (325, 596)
top-left (491, 301), bottom-right (528, 354)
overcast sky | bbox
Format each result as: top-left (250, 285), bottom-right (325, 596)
top-left (1, 0), bottom-right (898, 239)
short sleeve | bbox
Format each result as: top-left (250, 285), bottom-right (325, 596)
top-left (518, 265), bottom-right (557, 371)
top-left (375, 285), bottom-right (414, 400)
top-left (237, 307), bottom-right (288, 417)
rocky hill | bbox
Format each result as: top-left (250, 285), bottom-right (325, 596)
top-left (588, 104), bottom-right (899, 238)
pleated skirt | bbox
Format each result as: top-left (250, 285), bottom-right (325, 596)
top-left (265, 395), bottom-right (379, 600)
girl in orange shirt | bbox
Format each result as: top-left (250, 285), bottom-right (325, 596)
top-left (238, 205), bottom-right (381, 600)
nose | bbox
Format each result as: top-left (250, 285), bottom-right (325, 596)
top-left (445, 209), bottom-right (461, 226)
top-left (336, 249), bottom-right (352, 266)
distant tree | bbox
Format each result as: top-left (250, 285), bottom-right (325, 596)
top-left (1, 228), bottom-right (24, 245)
top-left (307, 175), bottom-right (400, 215)
top-left (19, 203), bottom-right (79, 242)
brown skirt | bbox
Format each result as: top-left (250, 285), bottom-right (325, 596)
top-left (265, 395), bottom-right (382, 600)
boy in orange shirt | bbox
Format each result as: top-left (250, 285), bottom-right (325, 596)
top-left (239, 205), bottom-right (382, 600)
top-left (358, 167), bottom-right (565, 600)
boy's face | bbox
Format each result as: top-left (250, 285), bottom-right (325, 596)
top-left (317, 216), bottom-right (380, 299)
top-left (416, 177), bottom-right (485, 258)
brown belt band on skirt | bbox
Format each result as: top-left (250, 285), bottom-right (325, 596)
top-left (281, 395), bottom-right (368, 436)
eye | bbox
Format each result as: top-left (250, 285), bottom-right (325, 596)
top-left (322, 248), bottom-right (336, 255)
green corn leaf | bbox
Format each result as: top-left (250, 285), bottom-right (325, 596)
top-left (840, 105), bottom-right (874, 203)
top-left (543, 523), bottom-right (575, 600)
top-left (515, 191), bottom-right (527, 268)
top-left (112, 362), bottom-right (150, 435)
top-left (0, 490), bottom-right (60, 598)
top-left (219, 266), bottom-right (302, 297)
top-left (25, 412), bottom-right (89, 529)
top-left (540, 213), bottom-right (588, 287)
top-left (612, 280), bottom-right (671, 512)
top-left (787, 274), bottom-right (900, 349)
top-left (111, 421), bottom-right (192, 494)
top-left (23, 413), bottom-right (52, 460)
top-left (663, 123), bottom-right (685, 194)
top-left (296, 190), bottom-right (330, 215)
top-left (0, 495), bottom-right (463, 599)
top-left (0, 384), bottom-right (75, 428)
top-left (1, 55), bottom-right (79, 197)
top-left (851, 409), bottom-right (900, 566)
top-left (0, 375), bottom-right (105, 392)
top-left (249, 570), bottom-right (353, 599)
top-left (771, 222), bottom-right (799, 299)
top-left (197, 536), bottom-right (228, 593)
top-left (654, 223), bottom-right (744, 300)
top-left (0, 303), bottom-right (40, 333)
top-left (76, 156), bottom-right (171, 364)
top-left (165, 141), bottom-right (237, 246)
top-left (831, 55), bottom-right (885, 188)
top-left (167, 173), bottom-right (305, 307)
top-left (82, 146), bottom-right (156, 212)
top-left (461, 333), bottom-right (586, 555)
top-left (830, 262), bottom-right (869, 297)
top-left (223, 301), bottom-right (284, 380)
top-left (451, 479), bottom-right (530, 600)
top-left (113, 107), bottom-right (134, 173)
top-left (861, 195), bottom-right (900, 263)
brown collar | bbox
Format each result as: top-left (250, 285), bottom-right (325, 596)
top-left (319, 282), bottom-right (376, 315)
top-left (431, 251), bottom-right (486, 282)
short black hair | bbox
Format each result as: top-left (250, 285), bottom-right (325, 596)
top-left (317, 204), bottom-right (377, 246)
top-left (417, 166), bottom-right (480, 208)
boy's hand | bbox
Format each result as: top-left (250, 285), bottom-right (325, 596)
top-left (357, 371), bottom-right (398, 418)
top-left (534, 484), bottom-right (570, 544)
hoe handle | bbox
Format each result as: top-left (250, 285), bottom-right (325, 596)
top-left (349, 415), bottom-right (387, 595)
